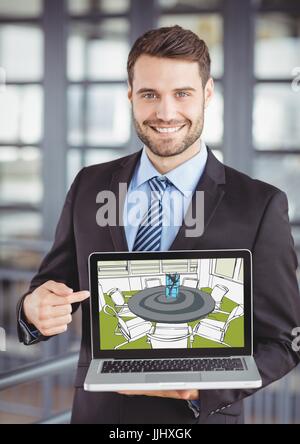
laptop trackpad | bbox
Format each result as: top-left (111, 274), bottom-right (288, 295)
top-left (146, 374), bottom-right (201, 383)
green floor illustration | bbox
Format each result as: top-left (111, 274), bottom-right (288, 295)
top-left (99, 287), bottom-right (244, 350)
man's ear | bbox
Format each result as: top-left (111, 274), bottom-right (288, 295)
top-left (204, 77), bottom-right (214, 109)
top-left (127, 82), bottom-right (132, 101)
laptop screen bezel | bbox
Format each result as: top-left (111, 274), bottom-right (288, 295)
top-left (89, 249), bottom-right (252, 359)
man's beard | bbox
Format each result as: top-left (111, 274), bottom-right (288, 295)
top-left (132, 108), bottom-right (204, 158)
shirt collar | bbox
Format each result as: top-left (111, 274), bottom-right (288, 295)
top-left (134, 140), bottom-right (208, 197)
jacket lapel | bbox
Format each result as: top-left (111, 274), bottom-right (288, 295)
top-left (169, 148), bottom-right (226, 250)
top-left (109, 150), bottom-right (143, 252)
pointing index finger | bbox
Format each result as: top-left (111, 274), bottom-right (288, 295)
top-left (65, 290), bottom-right (90, 304)
top-left (42, 287), bottom-right (90, 306)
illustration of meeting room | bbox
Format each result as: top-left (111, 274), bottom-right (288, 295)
top-left (97, 258), bottom-right (244, 351)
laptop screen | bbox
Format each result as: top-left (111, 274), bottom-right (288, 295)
top-left (92, 252), bottom-right (249, 356)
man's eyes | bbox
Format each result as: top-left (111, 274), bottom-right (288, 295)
top-left (142, 93), bottom-right (157, 99)
top-left (141, 91), bottom-right (190, 99)
top-left (176, 91), bottom-right (190, 97)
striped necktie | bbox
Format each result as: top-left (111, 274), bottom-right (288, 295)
top-left (132, 176), bottom-right (170, 251)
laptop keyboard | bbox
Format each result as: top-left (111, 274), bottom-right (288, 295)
top-left (101, 358), bottom-right (245, 373)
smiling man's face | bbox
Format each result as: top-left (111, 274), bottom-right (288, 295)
top-left (128, 55), bottom-right (213, 158)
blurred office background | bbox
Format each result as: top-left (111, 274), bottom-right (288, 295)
top-left (0, 0), bottom-right (299, 424)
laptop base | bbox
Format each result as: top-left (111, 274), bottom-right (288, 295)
top-left (84, 356), bottom-right (262, 391)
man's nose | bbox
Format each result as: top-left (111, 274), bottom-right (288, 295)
top-left (155, 97), bottom-right (178, 122)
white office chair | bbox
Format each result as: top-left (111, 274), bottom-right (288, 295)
top-left (106, 287), bottom-right (136, 318)
top-left (193, 305), bottom-right (244, 346)
top-left (210, 284), bottom-right (229, 312)
top-left (103, 305), bottom-right (152, 350)
top-left (147, 323), bottom-right (193, 349)
top-left (145, 278), bottom-right (162, 288)
top-left (182, 277), bottom-right (198, 288)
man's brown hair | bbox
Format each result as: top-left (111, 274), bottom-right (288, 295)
top-left (127, 25), bottom-right (211, 89)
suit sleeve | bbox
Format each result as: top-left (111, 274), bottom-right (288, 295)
top-left (199, 190), bottom-right (300, 420)
top-left (16, 168), bottom-right (85, 345)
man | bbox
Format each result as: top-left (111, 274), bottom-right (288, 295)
top-left (17, 26), bottom-right (300, 424)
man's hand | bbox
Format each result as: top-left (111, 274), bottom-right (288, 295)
top-left (23, 280), bottom-right (90, 336)
top-left (117, 390), bottom-right (199, 401)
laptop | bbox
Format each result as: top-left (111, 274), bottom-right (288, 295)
top-left (84, 249), bottom-right (262, 391)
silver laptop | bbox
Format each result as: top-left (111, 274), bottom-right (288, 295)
top-left (84, 249), bottom-right (261, 391)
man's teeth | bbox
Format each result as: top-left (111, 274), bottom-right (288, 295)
top-left (154, 126), bottom-right (182, 133)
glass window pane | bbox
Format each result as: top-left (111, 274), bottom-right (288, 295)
top-left (255, 14), bottom-right (300, 79)
top-left (202, 82), bottom-right (223, 146)
top-left (159, 14), bottom-right (223, 78)
top-left (0, 85), bottom-right (43, 144)
top-left (67, 148), bottom-right (82, 189)
top-left (253, 84), bottom-right (300, 150)
top-left (291, 226), bottom-right (300, 248)
top-left (0, 147), bottom-right (42, 205)
top-left (68, 0), bottom-right (129, 15)
top-left (84, 149), bottom-right (125, 166)
top-left (253, 155), bottom-right (300, 222)
top-left (258, 0), bottom-right (299, 8)
top-left (0, 0), bottom-right (41, 17)
top-left (67, 148), bottom-right (133, 189)
top-left (159, 0), bottom-right (221, 9)
top-left (0, 25), bottom-right (43, 81)
top-left (99, 0), bottom-right (129, 14)
top-left (87, 39), bottom-right (129, 81)
top-left (68, 85), bottom-right (130, 147)
top-left (0, 247), bottom-right (44, 270)
top-left (68, 20), bottom-right (129, 81)
top-left (215, 258), bottom-right (236, 278)
top-left (0, 211), bottom-right (42, 240)
top-left (68, 0), bottom-right (89, 14)
top-left (86, 85), bottom-right (130, 146)
top-left (68, 86), bottom-right (83, 146)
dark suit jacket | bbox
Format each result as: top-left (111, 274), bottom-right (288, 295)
top-left (17, 148), bottom-right (300, 424)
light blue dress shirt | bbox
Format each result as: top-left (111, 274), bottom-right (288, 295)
top-left (123, 140), bottom-right (208, 251)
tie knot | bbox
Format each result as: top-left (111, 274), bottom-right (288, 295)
top-left (148, 176), bottom-right (170, 200)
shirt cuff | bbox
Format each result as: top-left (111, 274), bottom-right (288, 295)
top-left (187, 400), bottom-right (201, 418)
top-left (18, 301), bottom-right (41, 345)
